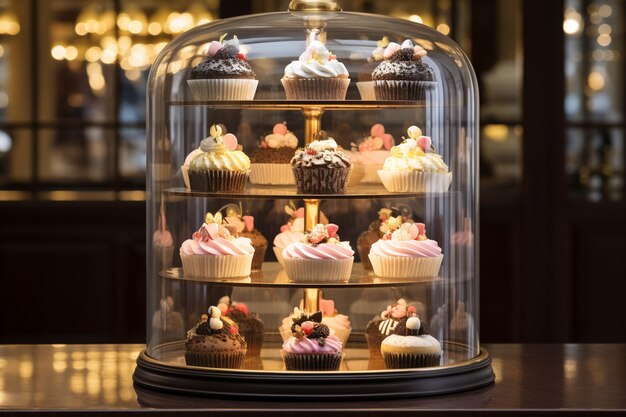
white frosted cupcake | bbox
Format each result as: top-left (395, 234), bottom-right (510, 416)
top-left (378, 125), bottom-right (452, 193)
top-left (282, 224), bottom-right (354, 282)
top-left (249, 123), bottom-right (299, 185)
top-left (187, 35), bottom-right (258, 101)
top-left (180, 212), bottom-right (254, 279)
top-left (369, 221), bottom-right (443, 279)
top-left (381, 315), bottom-right (442, 369)
top-left (281, 30), bottom-right (350, 100)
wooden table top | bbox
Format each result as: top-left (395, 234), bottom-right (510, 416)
top-left (0, 343), bottom-right (624, 415)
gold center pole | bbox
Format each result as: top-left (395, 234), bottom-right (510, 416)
top-left (303, 107), bottom-right (324, 144)
top-left (303, 288), bottom-right (321, 312)
top-left (303, 199), bottom-right (320, 231)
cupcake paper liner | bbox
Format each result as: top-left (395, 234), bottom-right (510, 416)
top-left (283, 257), bottom-right (354, 282)
top-left (356, 81), bottom-right (375, 100)
top-left (281, 77), bottom-right (350, 100)
top-left (373, 80), bottom-right (437, 101)
top-left (369, 254), bottom-right (443, 279)
top-left (250, 163), bottom-right (296, 185)
top-left (250, 243), bottom-right (267, 271)
top-left (282, 351), bottom-right (344, 371)
top-left (382, 352), bottom-right (441, 369)
top-left (184, 351), bottom-right (246, 369)
top-left (292, 166), bottom-right (352, 194)
top-left (188, 169), bottom-right (249, 192)
top-left (187, 79), bottom-right (258, 101)
top-left (181, 165), bottom-right (191, 189)
top-left (180, 253), bottom-right (253, 279)
top-left (273, 246), bottom-right (286, 266)
top-left (239, 329), bottom-right (264, 356)
top-left (378, 170), bottom-right (453, 193)
top-left (366, 332), bottom-right (387, 357)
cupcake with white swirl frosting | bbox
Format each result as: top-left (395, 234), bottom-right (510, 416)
top-left (282, 223), bottom-right (354, 282)
top-left (281, 29), bottom-right (350, 100)
top-left (378, 125), bottom-right (452, 193)
top-left (369, 220), bottom-right (443, 279)
top-left (187, 124), bottom-right (250, 192)
top-left (180, 211), bottom-right (255, 279)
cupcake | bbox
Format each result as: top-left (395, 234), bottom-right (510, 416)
top-left (281, 29), bottom-right (350, 100)
top-left (350, 123), bottom-right (395, 184)
top-left (179, 211), bottom-right (254, 279)
top-left (372, 39), bottom-right (435, 101)
top-left (282, 223), bottom-right (354, 283)
top-left (381, 314), bottom-right (442, 369)
top-left (222, 204), bottom-right (268, 271)
top-left (249, 122), bottom-right (299, 185)
top-left (187, 34), bottom-right (258, 101)
top-left (365, 298), bottom-right (413, 357)
top-left (185, 305), bottom-right (247, 368)
top-left (153, 213), bottom-right (174, 272)
top-left (218, 296), bottom-right (264, 356)
top-left (369, 220), bottom-right (443, 279)
top-left (181, 123), bottom-right (227, 190)
top-left (291, 131), bottom-right (352, 194)
top-left (187, 124), bottom-right (250, 192)
top-left (378, 125), bottom-right (452, 193)
top-left (273, 202), bottom-right (329, 266)
top-left (152, 137), bottom-right (171, 182)
top-left (357, 36), bottom-right (389, 100)
top-left (281, 309), bottom-right (343, 371)
top-left (357, 207), bottom-right (399, 271)
top-left (279, 298), bottom-right (352, 346)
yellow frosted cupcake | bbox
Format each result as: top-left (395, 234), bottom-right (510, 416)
top-left (378, 125), bottom-right (452, 193)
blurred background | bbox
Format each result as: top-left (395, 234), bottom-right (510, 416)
top-left (0, 0), bottom-right (623, 344)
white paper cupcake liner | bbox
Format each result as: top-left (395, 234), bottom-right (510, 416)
top-left (181, 165), bottom-right (190, 189)
top-left (281, 77), bottom-right (350, 100)
top-left (378, 170), bottom-right (452, 193)
top-left (250, 163), bottom-right (296, 185)
top-left (369, 254), bottom-right (443, 278)
top-left (283, 257), bottom-right (354, 282)
top-left (180, 253), bottom-right (253, 279)
top-left (187, 79), bottom-right (258, 101)
top-left (356, 81), bottom-right (375, 100)
top-left (273, 247), bottom-right (286, 266)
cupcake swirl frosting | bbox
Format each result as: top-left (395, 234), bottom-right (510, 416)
top-left (180, 213), bottom-right (254, 257)
top-left (370, 220), bottom-right (442, 258)
top-left (189, 125), bottom-right (250, 172)
top-left (282, 334), bottom-right (342, 354)
top-left (284, 33), bottom-right (349, 79)
top-left (382, 126), bottom-right (448, 173)
top-left (282, 223), bottom-right (354, 260)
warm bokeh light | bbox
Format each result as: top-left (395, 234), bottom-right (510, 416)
top-left (588, 71), bottom-right (605, 90)
top-left (51, 45), bottom-right (66, 60)
top-left (437, 23), bottom-right (450, 35)
top-left (408, 14), bottom-right (423, 24)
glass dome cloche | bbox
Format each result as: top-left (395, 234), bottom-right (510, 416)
top-left (134, 0), bottom-right (494, 398)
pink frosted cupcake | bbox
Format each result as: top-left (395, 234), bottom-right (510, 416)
top-left (378, 125), bottom-right (452, 193)
top-left (272, 202), bottom-right (328, 266)
top-left (279, 299), bottom-right (352, 346)
top-left (282, 224), bottom-right (354, 282)
top-left (369, 221), bottom-right (443, 279)
top-left (180, 212), bottom-right (255, 279)
top-left (281, 309), bottom-right (343, 371)
top-left (350, 123), bottom-right (395, 184)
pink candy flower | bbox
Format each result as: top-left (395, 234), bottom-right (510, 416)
top-left (242, 215), bottom-right (254, 232)
top-left (326, 223), bottom-right (339, 238)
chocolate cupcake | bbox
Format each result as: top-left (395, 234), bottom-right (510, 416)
top-left (372, 39), bottom-right (435, 101)
top-left (222, 204), bottom-right (268, 271)
top-left (218, 296), bottom-right (264, 356)
top-left (281, 309), bottom-right (343, 371)
top-left (185, 306), bottom-right (247, 368)
top-left (291, 131), bottom-right (352, 194)
top-left (187, 34), bottom-right (258, 101)
top-left (381, 315), bottom-right (441, 369)
top-left (365, 299), bottom-right (414, 357)
top-left (187, 124), bottom-right (250, 192)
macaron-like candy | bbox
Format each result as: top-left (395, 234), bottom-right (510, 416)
top-left (208, 305), bottom-right (221, 318)
top-left (209, 317), bottom-right (223, 329)
top-left (273, 122), bottom-right (289, 135)
top-left (371, 123), bottom-right (385, 138)
top-left (222, 133), bottom-right (238, 150)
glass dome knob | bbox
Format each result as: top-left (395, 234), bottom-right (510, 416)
top-left (288, 0), bottom-right (341, 12)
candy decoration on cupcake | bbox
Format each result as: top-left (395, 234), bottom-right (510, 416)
top-left (380, 312), bottom-right (442, 369)
top-left (220, 203), bottom-right (268, 271)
